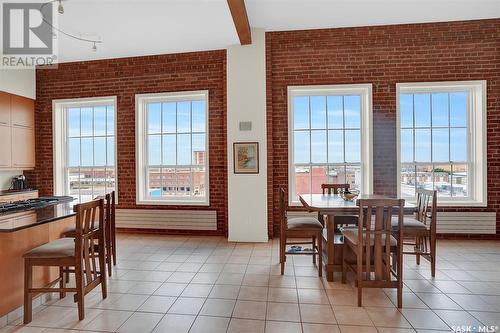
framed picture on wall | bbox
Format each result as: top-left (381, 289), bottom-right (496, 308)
top-left (233, 142), bottom-right (259, 174)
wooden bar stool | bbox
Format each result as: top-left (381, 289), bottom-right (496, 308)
top-left (23, 199), bottom-right (108, 323)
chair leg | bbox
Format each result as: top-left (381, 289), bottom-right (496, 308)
top-left (397, 253), bottom-right (403, 308)
top-left (317, 232), bottom-right (323, 278)
top-left (106, 220), bottom-right (113, 277)
top-left (430, 235), bottom-right (437, 277)
top-left (312, 236), bottom-right (316, 264)
top-left (75, 261), bottom-right (85, 320)
top-left (59, 267), bottom-right (66, 299)
top-left (341, 243), bottom-right (347, 284)
top-left (99, 248), bottom-right (108, 299)
top-left (23, 260), bottom-right (33, 324)
top-left (415, 237), bottom-right (421, 265)
top-left (280, 234), bottom-right (286, 275)
top-left (356, 247), bottom-right (363, 307)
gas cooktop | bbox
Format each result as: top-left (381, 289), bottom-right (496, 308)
top-left (0, 196), bottom-right (74, 213)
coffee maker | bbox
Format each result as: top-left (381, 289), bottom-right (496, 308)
top-left (11, 175), bottom-right (28, 190)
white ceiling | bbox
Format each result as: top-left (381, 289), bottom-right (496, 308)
top-left (55, 0), bottom-right (500, 63)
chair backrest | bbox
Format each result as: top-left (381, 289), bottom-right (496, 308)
top-left (73, 198), bottom-right (105, 286)
top-left (357, 198), bottom-right (405, 281)
top-left (415, 189), bottom-right (436, 231)
top-left (321, 183), bottom-right (349, 195)
top-left (279, 188), bottom-right (287, 236)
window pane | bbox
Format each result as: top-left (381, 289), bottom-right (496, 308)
top-left (294, 131), bottom-right (310, 164)
top-left (176, 168), bottom-right (191, 197)
top-left (344, 130), bottom-right (360, 163)
top-left (294, 166), bottom-right (310, 198)
top-left (326, 165), bottom-right (346, 184)
top-left (344, 95), bottom-right (360, 128)
top-left (192, 166), bottom-right (206, 198)
top-left (345, 165), bottom-right (361, 191)
top-left (328, 130), bottom-right (343, 163)
top-left (147, 167), bottom-right (162, 198)
top-left (311, 131), bottom-right (327, 163)
top-left (68, 168), bottom-right (80, 201)
top-left (311, 166), bottom-right (328, 194)
top-left (94, 106), bottom-right (106, 136)
top-left (400, 129), bottom-right (413, 163)
top-left (327, 96), bottom-right (343, 129)
top-left (432, 128), bottom-right (449, 162)
top-left (450, 92), bottom-right (467, 127)
top-left (293, 96), bottom-right (309, 130)
top-left (431, 93), bottom-right (449, 127)
top-left (67, 108), bottom-right (80, 137)
top-left (148, 103), bottom-right (161, 134)
top-left (162, 168), bottom-right (176, 197)
top-left (106, 137), bottom-right (114, 166)
top-left (416, 164), bottom-right (433, 191)
top-left (92, 168), bottom-right (106, 198)
top-left (192, 100), bottom-right (206, 132)
top-left (433, 164), bottom-right (452, 198)
top-left (104, 168), bottom-right (116, 194)
top-left (106, 106), bottom-right (114, 135)
top-left (415, 129), bottom-right (431, 162)
top-left (148, 134), bottom-right (161, 165)
top-left (414, 94), bottom-right (430, 127)
top-left (79, 168), bottom-right (93, 203)
top-left (81, 107), bottom-right (93, 136)
top-left (400, 164), bottom-right (416, 198)
top-left (310, 96), bottom-right (326, 129)
top-left (452, 164), bottom-right (468, 198)
top-left (94, 137), bottom-right (106, 166)
top-left (400, 94), bottom-right (413, 128)
top-left (81, 138), bottom-right (93, 166)
top-left (177, 102), bottom-right (191, 133)
top-left (192, 134), bottom-right (205, 165)
top-left (450, 128), bottom-right (467, 162)
top-left (162, 134), bottom-right (176, 165)
top-left (177, 133), bottom-right (191, 165)
top-left (68, 138), bottom-right (80, 167)
top-left (162, 102), bottom-right (176, 133)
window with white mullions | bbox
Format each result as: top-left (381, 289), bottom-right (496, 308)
top-left (136, 91), bottom-right (209, 205)
top-left (288, 84), bottom-right (373, 205)
top-left (397, 81), bottom-right (487, 206)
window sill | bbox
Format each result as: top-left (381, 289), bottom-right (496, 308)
top-left (136, 198), bottom-right (210, 207)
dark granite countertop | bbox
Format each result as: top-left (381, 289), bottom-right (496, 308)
top-left (0, 189), bottom-right (38, 196)
top-left (0, 201), bottom-right (76, 232)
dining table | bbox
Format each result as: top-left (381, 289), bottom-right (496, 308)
top-left (298, 193), bottom-right (415, 281)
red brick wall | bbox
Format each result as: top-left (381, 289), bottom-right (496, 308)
top-left (266, 19), bottom-right (500, 237)
top-left (26, 50), bottom-right (228, 235)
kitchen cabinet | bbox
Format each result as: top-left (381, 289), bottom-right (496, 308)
top-left (0, 191), bottom-right (38, 203)
top-left (0, 91), bottom-right (35, 169)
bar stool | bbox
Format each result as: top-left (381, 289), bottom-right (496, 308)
top-left (23, 199), bottom-right (107, 323)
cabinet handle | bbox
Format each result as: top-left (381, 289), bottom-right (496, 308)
top-left (0, 121), bottom-right (7, 125)
top-left (13, 123), bottom-right (31, 128)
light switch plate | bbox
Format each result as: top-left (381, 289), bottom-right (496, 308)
top-left (239, 121), bottom-right (252, 131)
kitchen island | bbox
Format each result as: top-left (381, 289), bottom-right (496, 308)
top-left (0, 200), bottom-right (76, 318)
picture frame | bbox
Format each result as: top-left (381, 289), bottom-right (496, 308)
top-left (233, 142), bottom-right (259, 174)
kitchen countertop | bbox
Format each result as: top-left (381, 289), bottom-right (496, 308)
top-left (0, 189), bottom-right (38, 196)
top-left (0, 201), bottom-right (76, 232)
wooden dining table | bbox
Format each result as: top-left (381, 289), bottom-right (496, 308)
top-left (298, 193), bottom-right (415, 281)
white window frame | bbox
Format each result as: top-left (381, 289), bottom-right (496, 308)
top-left (52, 96), bottom-right (118, 201)
top-left (135, 90), bottom-right (210, 206)
top-left (288, 84), bottom-right (373, 205)
top-left (396, 80), bottom-right (487, 207)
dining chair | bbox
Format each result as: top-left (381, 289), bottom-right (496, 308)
top-left (342, 198), bottom-right (404, 307)
top-left (23, 198), bottom-right (107, 323)
top-left (321, 183), bottom-right (358, 227)
top-left (321, 183), bottom-right (350, 195)
top-left (279, 188), bottom-right (323, 277)
top-left (393, 189), bottom-right (437, 276)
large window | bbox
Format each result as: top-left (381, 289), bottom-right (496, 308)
top-left (397, 81), bottom-right (487, 206)
top-left (53, 97), bottom-right (117, 203)
top-left (136, 91), bottom-right (209, 205)
top-left (288, 84), bottom-right (373, 204)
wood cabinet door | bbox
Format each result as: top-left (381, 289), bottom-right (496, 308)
top-left (11, 95), bottom-right (34, 128)
top-left (0, 92), bottom-right (10, 126)
top-left (11, 127), bottom-right (35, 168)
top-left (0, 124), bottom-right (12, 167)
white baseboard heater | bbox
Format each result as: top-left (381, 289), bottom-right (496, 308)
top-left (116, 209), bottom-right (217, 231)
top-left (436, 212), bottom-right (496, 234)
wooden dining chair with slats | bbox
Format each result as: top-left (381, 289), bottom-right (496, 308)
top-left (321, 183), bottom-right (358, 228)
top-left (23, 198), bottom-right (107, 323)
top-left (279, 188), bottom-right (323, 277)
top-left (342, 198), bottom-right (404, 307)
top-left (321, 183), bottom-right (350, 195)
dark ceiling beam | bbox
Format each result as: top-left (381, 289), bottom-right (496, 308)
top-left (227, 0), bottom-right (252, 45)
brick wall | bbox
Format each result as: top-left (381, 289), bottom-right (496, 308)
top-left (266, 19), bottom-right (500, 237)
top-left (26, 50), bottom-right (228, 235)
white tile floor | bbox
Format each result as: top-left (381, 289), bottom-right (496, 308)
top-left (1, 234), bottom-right (500, 333)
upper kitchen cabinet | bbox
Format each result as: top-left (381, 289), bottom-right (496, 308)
top-left (0, 91), bottom-right (35, 170)
top-left (11, 94), bottom-right (34, 128)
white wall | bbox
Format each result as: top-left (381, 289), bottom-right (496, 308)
top-left (0, 68), bottom-right (36, 99)
top-left (227, 29), bottom-right (268, 242)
